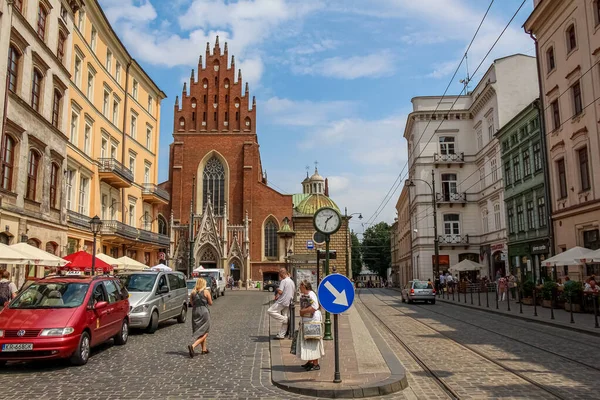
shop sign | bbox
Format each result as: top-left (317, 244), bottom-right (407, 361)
top-left (491, 243), bottom-right (506, 251)
top-left (530, 241), bottom-right (549, 255)
top-left (432, 255), bottom-right (450, 266)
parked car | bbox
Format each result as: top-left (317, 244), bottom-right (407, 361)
top-left (0, 275), bottom-right (130, 366)
top-left (198, 274), bottom-right (218, 300)
top-left (199, 269), bottom-right (226, 297)
top-left (118, 271), bottom-right (188, 333)
top-left (186, 278), bottom-right (214, 304)
top-left (401, 280), bottom-right (436, 304)
top-left (263, 281), bottom-right (279, 292)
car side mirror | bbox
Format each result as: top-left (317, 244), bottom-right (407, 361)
top-left (159, 286), bottom-right (169, 294)
top-left (94, 301), bottom-right (108, 310)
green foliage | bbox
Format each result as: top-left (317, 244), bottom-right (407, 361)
top-left (351, 232), bottom-right (362, 278)
top-left (541, 280), bottom-right (557, 300)
top-left (563, 281), bottom-right (583, 304)
top-left (361, 222), bottom-right (391, 278)
top-left (522, 279), bottom-right (535, 298)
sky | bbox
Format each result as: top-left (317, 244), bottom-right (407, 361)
top-left (99, 0), bottom-right (535, 234)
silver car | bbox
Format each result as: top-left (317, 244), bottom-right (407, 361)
top-left (401, 280), bottom-right (436, 304)
top-left (118, 271), bottom-right (188, 333)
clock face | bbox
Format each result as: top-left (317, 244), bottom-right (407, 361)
top-left (314, 207), bottom-right (342, 235)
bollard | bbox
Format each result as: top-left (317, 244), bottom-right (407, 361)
top-left (594, 294), bottom-right (599, 329)
top-left (507, 287), bottom-right (511, 312)
top-left (478, 285), bottom-right (481, 307)
top-left (288, 301), bottom-right (296, 338)
top-left (570, 293), bottom-right (574, 324)
top-left (550, 287), bottom-right (555, 320)
top-left (533, 288), bottom-right (538, 317)
top-left (486, 284), bottom-right (490, 308)
top-left (495, 284), bottom-right (499, 310)
top-left (464, 285), bottom-right (468, 304)
top-left (518, 286), bottom-right (523, 314)
top-left (470, 286), bottom-right (474, 305)
top-left (452, 284), bottom-right (455, 301)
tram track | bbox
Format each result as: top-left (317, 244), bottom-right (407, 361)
top-left (358, 288), bottom-right (570, 400)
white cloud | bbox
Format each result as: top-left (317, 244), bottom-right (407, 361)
top-left (287, 39), bottom-right (339, 55)
top-left (263, 97), bottom-right (356, 126)
top-left (292, 51), bottom-right (395, 79)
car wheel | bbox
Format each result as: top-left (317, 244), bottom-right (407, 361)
top-left (147, 311), bottom-right (159, 334)
top-left (268, 286), bottom-right (274, 292)
top-left (70, 332), bottom-right (91, 366)
top-left (177, 305), bottom-right (187, 323)
top-left (114, 319), bottom-right (129, 345)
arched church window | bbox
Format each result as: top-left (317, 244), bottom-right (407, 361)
top-left (158, 215), bottom-right (168, 235)
top-left (203, 156), bottom-right (225, 215)
top-left (264, 220), bottom-right (278, 259)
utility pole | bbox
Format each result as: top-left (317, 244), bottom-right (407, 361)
top-left (188, 177), bottom-right (196, 277)
top-left (432, 170), bottom-right (439, 278)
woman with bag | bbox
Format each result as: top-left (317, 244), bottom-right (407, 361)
top-left (297, 280), bottom-right (324, 371)
top-left (187, 278), bottom-right (212, 358)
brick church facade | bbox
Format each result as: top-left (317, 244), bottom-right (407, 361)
top-left (160, 38), bottom-right (349, 285)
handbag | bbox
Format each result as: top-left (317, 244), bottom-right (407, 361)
top-left (302, 322), bottom-right (323, 340)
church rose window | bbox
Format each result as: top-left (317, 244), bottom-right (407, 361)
top-left (264, 220), bottom-right (278, 259)
top-left (203, 157), bottom-right (225, 215)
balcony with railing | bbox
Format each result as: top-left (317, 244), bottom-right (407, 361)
top-left (433, 152), bottom-right (465, 167)
top-left (67, 210), bottom-right (91, 229)
top-left (138, 228), bottom-right (170, 247)
top-left (100, 220), bottom-right (139, 241)
top-left (436, 192), bottom-right (467, 207)
top-left (142, 183), bottom-right (170, 205)
top-left (438, 234), bottom-right (469, 246)
top-left (98, 158), bottom-right (134, 188)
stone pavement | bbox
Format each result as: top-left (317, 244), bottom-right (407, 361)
top-left (269, 304), bottom-right (408, 398)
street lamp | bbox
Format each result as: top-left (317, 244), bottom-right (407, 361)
top-left (344, 208), bottom-right (362, 279)
top-left (405, 170), bottom-right (439, 281)
top-left (89, 215), bottom-right (103, 276)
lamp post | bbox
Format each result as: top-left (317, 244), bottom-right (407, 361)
top-left (406, 170), bottom-right (439, 281)
top-left (89, 216), bottom-right (103, 276)
top-left (344, 207), bottom-right (362, 279)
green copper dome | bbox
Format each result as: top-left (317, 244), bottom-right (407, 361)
top-left (295, 194), bottom-right (340, 216)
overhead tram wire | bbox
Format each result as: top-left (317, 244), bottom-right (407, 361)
top-left (362, 0), bottom-right (496, 227)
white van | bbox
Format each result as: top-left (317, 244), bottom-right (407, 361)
top-left (200, 269), bottom-right (226, 297)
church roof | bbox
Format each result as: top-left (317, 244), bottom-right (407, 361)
top-left (294, 194), bottom-right (340, 216)
top-left (293, 193), bottom-right (310, 208)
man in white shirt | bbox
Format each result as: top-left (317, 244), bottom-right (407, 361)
top-left (0, 270), bottom-right (18, 310)
top-left (268, 268), bottom-right (296, 339)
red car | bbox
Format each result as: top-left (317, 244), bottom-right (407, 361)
top-left (0, 275), bottom-right (129, 366)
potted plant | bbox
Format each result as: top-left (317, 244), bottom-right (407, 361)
top-left (521, 280), bottom-right (535, 305)
top-left (563, 281), bottom-right (583, 313)
top-left (541, 281), bottom-right (557, 308)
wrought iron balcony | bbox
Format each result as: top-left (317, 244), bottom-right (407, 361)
top-left (436, 192), bottom-right (467, 205)
top-left (433, 152), bottom-right (465, 165)
top-left (67, 210), bottom-right (91, 229)
top-left (137, 228), bottom-right (170, 247)
top-left (438, 234), bottom-right (469, 245)
top-left (100, 220), bottom-right (139, 240)
top-left (142, 183), bottom-right (170, 204)
top-left (98, 158), bottom-right (134, 188)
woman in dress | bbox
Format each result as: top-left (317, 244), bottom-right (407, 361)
top-left (297, 280), bottom-right (324, 371)
top-left (188, 278), bottom-right (212, 358)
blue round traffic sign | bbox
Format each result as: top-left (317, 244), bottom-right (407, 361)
top-left (317, 274), bottom-right (355, 314)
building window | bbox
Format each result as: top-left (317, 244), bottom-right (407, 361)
top-left (572, 81), bottom-right (583, 116)
top-left (70, 111), bottom-right (79, 144)
top-left (31, 70), bottom-right (42, 112)
top-left (214, 112), bottom-right (217, 121)
top-left (533, 142), bottom-right (542, 171)
top-left (74, 55), bottom-right (82, 88)
top-left (26, 150), bottom-right (40, 200)
top-left (146, 127), bottom-right (152, 149)
top-left (550, 100), bottom-right (560, 131)
top-left (441, 173), bottom-right (457, 201)
top-left (523, 150), bottom-right (531, 176)
top-left (129, 154), bottom-right (135, 176)
top-left (57, 32), bottom-right (67, 63)
top-left (50, 163), bottom-right (59, 209)
top-left (148, 96), bottom-right (153, 113)
top-left (78, 177), bottom-right (89, 215)
top-left (37, 5), bottom-right (48, 40)
top-left (504, 162), bottom-right (511, 185)
top-left (101, 194), bottom-right (107, 220)
top-left (87, 70), bottom-right (95, 100)
top-left (1, 135), bottom-right (15, 191)
top-left (84, 123), bottom-right (91, 155)
top-left (110, 198), bottom-right (117, 220)
top-left (443, 214), bottom-right (460, 235)
top-left (491, 158), bottom-right (498, 181)
top-left (203, 157), bottom-right (225, 215)
top-left (507, 207), bottom-right (515, 234)
top-left (557, 159), bottom-right (567, 199)
top-left (482, 209), bottom-right (489, 234)
top-left (144, 164), bottom-right (150, 184)
top-left (128, 203), bottom-right (135, 226)
top-left (566, 24), bottom-right (577, 53)
top-left (517, 204), bottom-right (524, 232)
top-left (583, 229), bottom-right (600, 250)
top-left (264, 220), bottom-right (278, 258)
top-left (106, 50), bottom-right (112, 73)
top-left (595, 1), bottom-right (600, 27)
top-left (494, 203), bottom-right (501, 230)
top-left (90, 27), bottom-right (97, 51)
top-left (526, 201), bottom-right (535, 230)
top-left (52, 90), bottom-right (62, 128)
top-left (439, 136), bottom-right (455, 155)
top-left (158, 215), bottom-right (168, 235)
top-left (115, 62), bottom-right (121, 83)
top-left (132, 80), bottom-right (138, 99)
top-left (538, 197), bottom-right (547, 228)
top-left (8, 46), bottom-right (20, 93)
top-left (101, 138), bottom-right (107, 159)
top-left (112, 98), bottom-right (120, 125)
top-left (579, 147), bottom-right (590, 191)
top-left (546, 46), bottom-right (555, 72)
top-left (77, 10), bottom-right (85, 31)
top-left (130, 114), bottom-right (137, 138)
top-left (65, 169), bottom-right (74, 211)
top-left (476, 127), bottom-right (483, 150)
top-left (103, 90), bottom-right (110, 117)
top-left (487, 115), bottom-right (494, 140)
top-left (480, 166), bottom-right (486, 189)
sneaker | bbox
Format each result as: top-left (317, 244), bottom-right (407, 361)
top-left (275, 334), bottom-right (285, 339)
top-left (306, 364), bottom-right (320, 371)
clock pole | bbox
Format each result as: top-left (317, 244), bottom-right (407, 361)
top-left (323, 234), bottom-right (333, 340)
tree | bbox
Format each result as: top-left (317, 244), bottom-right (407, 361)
top-left (362, 222), bottom-right (391, 278)
top-left (351, 232), bottom-right (362, 278)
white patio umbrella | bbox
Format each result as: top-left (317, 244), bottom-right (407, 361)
top-left (96, 253), bottom-right (122, 269)
top-left (117, 256), bottom-right (148, 271)
top-left (543, 246), bottom-right (593, 267)
top-left (150, 264), bottom-right (172, 271)
top-left (9, 243), bottom-right (69, 266)
top-left (0, 243), bottom-right (29, 264)
top-left (449, 259), bottom-right (486, 272)
top-left (578, 248), bottom-right (600, 264)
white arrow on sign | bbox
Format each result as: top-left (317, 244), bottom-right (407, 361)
top-left (324, 281), bottom-right (348, 307)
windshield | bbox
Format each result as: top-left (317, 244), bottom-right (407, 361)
top-left (10, 282), bottom-right (89, 309)
top-left (119, 274), bottom-right (157, 292)
top-left (187, 281), bottom-right (196, 290)
top-left (413, 282), bottom-right (433, 289)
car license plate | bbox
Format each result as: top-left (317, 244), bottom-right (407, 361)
top-left (2, 343), bottom-right (33, 352)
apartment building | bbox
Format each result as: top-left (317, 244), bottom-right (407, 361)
top-left (525, 0), bottom-right (600, 281)
top-left (403, 55), bottom-right (538, 280)
top-left (0, 0), bottom-right (81, 283)
top-left (394, 185), bottom-right (412, 288)
top-left (64, 0), bottom-right (168, 266)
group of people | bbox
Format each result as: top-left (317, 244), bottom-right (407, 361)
top-left (495, 271), bottom-right (518, 301)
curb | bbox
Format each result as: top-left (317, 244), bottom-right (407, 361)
top-left (269, 310), bottom-right (408, 398)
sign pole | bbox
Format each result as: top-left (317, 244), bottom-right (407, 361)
top-left (333, 313), bottom-right (341, 383)
top-left (323, 235), bottom-right (333, 340)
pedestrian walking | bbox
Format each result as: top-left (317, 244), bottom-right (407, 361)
top-left (268, 268), bottom-right (295, 339)
top-left (498, 276), bottom-right (507, 301)
top-left (439, 272), bottom-right (446, 296)
top-left (228, 275), bottom-right (234, 290)
top-left (0, 270), bottom-right (18, 310)
top-left (508, 273), bottom-right (517, 300)
top-left (187, 278), bottom-right (212, 358)
top-left (297, 280), bottom-right (324, 371)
